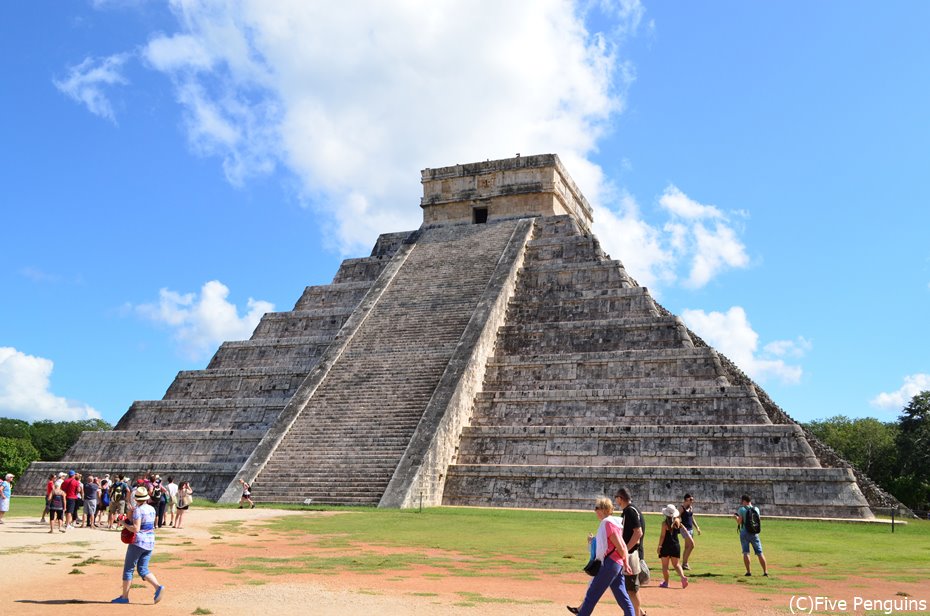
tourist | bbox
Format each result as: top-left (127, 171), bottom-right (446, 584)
top-left (97, 479), bottom-right (111, 527)
top-left (614, 487), bottom-right (646, 616)
top-left (48, 479), bottom-right (66, 533)
top-left (62, 470), bottom-right (80, 528)
top-left (657, 504), bottom-right (688, 589)
top-left (735, 494), bottom-right (768, 577)
top-left (73, 473), bottom-right (85, 526)
top-left (108, 476), bottom-right (129, 529)
top-left (40, 473), bottom-right (55, 524)
top-left (151, 478), bottom-right (167, 528)
top-left (679, 493), bottom-right (702, 570)
top-left (166, 477), bottom-right (178, 527)
top-left (174, 482), bottom-right (193, 529)
top-left (0, 473), bottom-right (13, 524)
top-left (238, 479), bottom-right (255, 509)
top-left (566, 497), bottom-right (634, 616)
top-left (83, 475), bottom-right (99, 528)
top-left (111, 486), bottom-right (165, 604)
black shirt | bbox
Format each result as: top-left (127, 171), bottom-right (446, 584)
top-left (621, 504), bottom-right (643, 553)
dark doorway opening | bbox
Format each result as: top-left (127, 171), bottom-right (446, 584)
top-left (473, 207), bottom-right (488, 224)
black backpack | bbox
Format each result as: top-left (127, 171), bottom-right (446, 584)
top-left (745, 506), bottom-right (762, 534)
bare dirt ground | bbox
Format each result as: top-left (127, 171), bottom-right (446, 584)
top-left (1, 508), bottom-right (926, 616)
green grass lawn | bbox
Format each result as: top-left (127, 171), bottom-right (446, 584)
top-left (9, 496), bottom-right (929, 590)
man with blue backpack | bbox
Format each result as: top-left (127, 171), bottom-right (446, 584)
top-left (735, 494), bottom-right (768, 577)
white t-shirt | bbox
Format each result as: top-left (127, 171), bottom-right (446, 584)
top-left (167, 482), bottom-right (179, 502)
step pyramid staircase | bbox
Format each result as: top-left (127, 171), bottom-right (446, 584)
top-left (17, 232), bottom-right (410, 499)
top-left (20, 154), bottom-right (884, 517)
top-left (441, 216), bottom-right (871, 517)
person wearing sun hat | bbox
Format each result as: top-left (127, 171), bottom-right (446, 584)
top-left (656, 503), bottom-right (688, 589)
top-left (111, 485), bottom-right (165, 605)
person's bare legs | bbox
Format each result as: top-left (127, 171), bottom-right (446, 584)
top-left (682, 533), bottom-right (695, 568)
top-left (661, 556), bottom-right (670, 585)
top-left (757, 553), bottom-right (768, 575)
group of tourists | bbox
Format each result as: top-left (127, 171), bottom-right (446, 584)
top-left (35, 471), bottom-right (194, 534)
top-left (568, 490), bottom-right (767, 616)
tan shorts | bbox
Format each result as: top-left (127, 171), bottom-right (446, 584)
top-left (108, 499), bottom-right (127, 515)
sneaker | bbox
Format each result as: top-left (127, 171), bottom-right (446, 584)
top-left (566, 607), bottom-right (580, 615)
top-left (682, 578), bottom-right (689, 589)
top-left (111, 597), bottom-right (129, 604)
top-left (744, 572), bottom-right (752, 576)
top-left (154, 585), bottom-right (164, 604)
top-left (658, 581), bottom-right (669, 588)
top-left (682, 563), bottom-right (690, 570)
top-left (763, 572), bottom-right (769, 577)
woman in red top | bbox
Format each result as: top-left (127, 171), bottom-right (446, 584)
top-left (567, 497), bottom-right (635, 616)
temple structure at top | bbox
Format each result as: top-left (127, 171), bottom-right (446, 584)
top-left (20, 154), bottom-right (895, 519)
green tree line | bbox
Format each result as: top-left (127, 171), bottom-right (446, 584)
top-left (0, 417), bottom-right (112, 478)
top-left (804, 390), bottom-right (930, 511)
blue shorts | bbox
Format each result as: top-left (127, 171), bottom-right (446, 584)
top-left (740, 530), bottom-right (763, 555)
top-left (123, 544), bottom-right (153, 581)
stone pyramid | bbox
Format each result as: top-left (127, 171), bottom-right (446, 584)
top-left (21, 154), bottom-right (878, 518)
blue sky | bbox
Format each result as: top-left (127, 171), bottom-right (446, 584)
top-left (1, 1), bottom-right (928, 426)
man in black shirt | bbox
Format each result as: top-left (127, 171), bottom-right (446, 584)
top-left (615, 487), bottom-right (645, 616)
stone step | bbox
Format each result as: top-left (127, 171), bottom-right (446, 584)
top-left (165, 367), bottom-right (310, 400)
top-left (524, 236), bottom-right (605, 263)
top-left (251, 310), bottom-right (352, 339)
top-left (506, 296), bottom-right (657, 322)
top-left (497, 316), bottom-right (691, 354)
top-left (456, 424), bottom-right (819, 467)
top-left (293, 280), bottom-right (374, 311)
top-left (332, 255), bottom-right (393, 284)
top-left (482, 376), bottom-right (725, 391)
top-left (471, 386), bottom-right (770, 425)
top-left (483, 348), bottom-right (723, 386)
top-left (442, 464), bottom-right (873, 519)
top-left (208, 337), bottom-right (332, 370)
top-left (65, 429), bottom-right (264, 465)
top-left (117, 398), bottom-right (285, 431)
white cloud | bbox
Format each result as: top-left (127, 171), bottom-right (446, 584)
top-left (870, 373), bottom-right (930, 411)
top-left (593, 185), bottom-right (749, 291)
top-left (680, 306), bottom-right (807, 384)
top-left (53, 53), bottom-right (130, 123)
top-left (0, 347), bottom-right (101, 421)
top-left (135, 280), bottom-right (274, 360)
top-left (138, 0), bottom-right (636, 253)
top-left (77, 1), bottom-right (745, 292)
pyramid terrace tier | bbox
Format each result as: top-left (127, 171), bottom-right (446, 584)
top-left (292, 280), bottom-right (376, 311)
top-left (456, 424), bottom-right (819, 467)
top-left (249, 307), bottom-right (355, 339)
top-left (516, 261), bottom-right (636, 292)
top-left (332, 255), bottom-right (394, 283)
top-left (61, 429), bottom-right (264, 464)
top-left (523, 234), bottom-right (607, 264)
top-left (164, 367), bottom-right (311, 400)
top-left (442, 465), bottom-right (872, 519)
top-left (116, 398), bottom-right (286, 431)
top-left (496, 316), bottom-right (694, 354)
top-left (470, 385), bottom-right (771, 425)
top-left (506, 286), bottom-right (659, 322)
top-left (482, 348), bottom-right (728, 391)
top-left (19, 461), bottom-right (241, 501)
top-left (206, 337), bottom-right (334, 370)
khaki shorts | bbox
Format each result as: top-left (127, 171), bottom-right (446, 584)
top-left (624, 550), bottom-right (641, 593)
top-left (108, 499), bottom-right (127, 515)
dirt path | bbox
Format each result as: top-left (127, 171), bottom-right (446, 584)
top-left (2, 509), bottom-right (926, 615)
